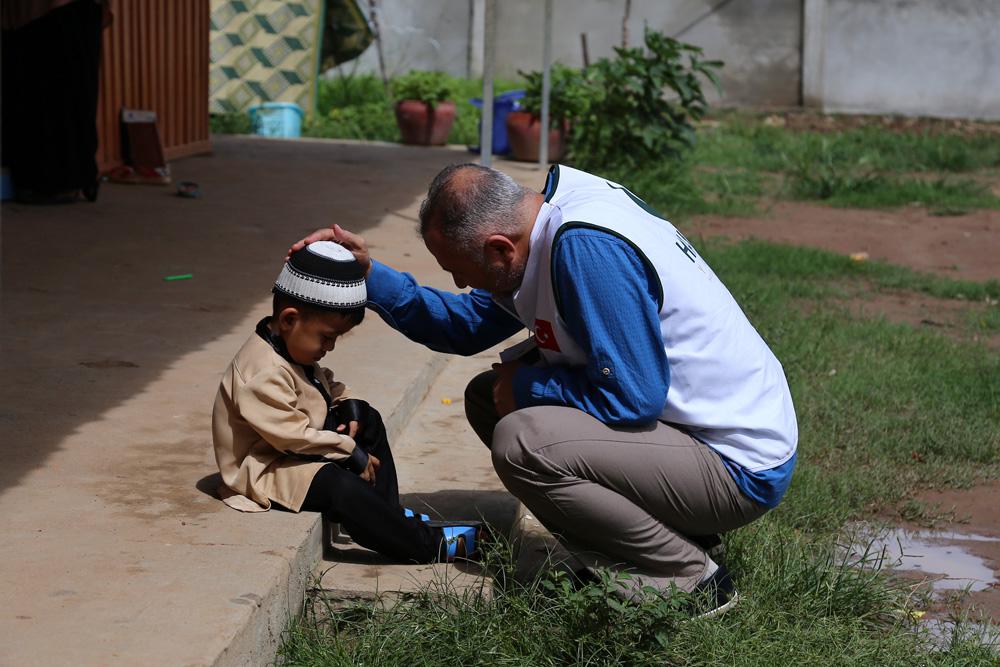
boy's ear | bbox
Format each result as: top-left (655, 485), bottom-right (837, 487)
top-left (276, 306), bottom-right (300, 330)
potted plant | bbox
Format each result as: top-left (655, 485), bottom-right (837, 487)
top-left (392, 71), bottom-right (456, 146)
top-left (506, 63), bottom-right (589, 162)
top-left (570, 29), bottom-right (722, 171)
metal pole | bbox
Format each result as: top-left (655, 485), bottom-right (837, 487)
top-left (480, 0), bottom-right (496, 167)
top-left (538, 0), bottom-right (553, 168)
top-left (369, 0), bottom-right (390, 98)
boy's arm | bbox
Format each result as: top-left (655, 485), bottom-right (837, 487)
top-left (237, 366), bottom-right (368, 471)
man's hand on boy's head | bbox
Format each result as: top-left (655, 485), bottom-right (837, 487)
top-left (287, 224), bottom-right (372, 276)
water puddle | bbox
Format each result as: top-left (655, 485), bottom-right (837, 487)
top-left (847, 525), bottom-right (999, 592)
top-left (921, 618), bottom-right (1000, 651)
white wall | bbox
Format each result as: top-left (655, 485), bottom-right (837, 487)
top-left (805, 0), bottom-right (1000, 120)
top-left (329, 0), bottom-right (802, 107)
top-left (490, 0), bottom-right (801, 106)
top-left (332, 0), bottom-right (1000, 120)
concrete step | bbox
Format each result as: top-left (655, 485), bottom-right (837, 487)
top-left (0, 135), bottom-right (548, 666)
top-left (311, 347), bottom-right (521, 610)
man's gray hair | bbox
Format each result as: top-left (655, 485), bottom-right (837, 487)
top-left (418, 163), bottom-right (532, 255)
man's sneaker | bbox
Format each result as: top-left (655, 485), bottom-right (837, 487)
top-left (691, 533), bottom-right (725, 563)
top-left (691, 564), bottom-right (739, 619)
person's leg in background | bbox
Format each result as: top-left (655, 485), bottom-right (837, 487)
top-left (490, 406), bottom-right (768, 595)
top-left (2, 0), bottom-right (103, 203)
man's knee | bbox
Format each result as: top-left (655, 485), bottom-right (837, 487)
top-left (464, 370), bottom-right (495, 409)
top-left (490, 409), bottom-right (543, 482)
top-left (465, 370), bottom-right (500, 448)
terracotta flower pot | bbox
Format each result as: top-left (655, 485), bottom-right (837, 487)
top-left (394, 100), bottom-right (456, 146)
top-left (505, 110), bottom-right (568, 162)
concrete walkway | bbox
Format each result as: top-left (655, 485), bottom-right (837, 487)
top-left (0, 136), bottom-right (546, 666)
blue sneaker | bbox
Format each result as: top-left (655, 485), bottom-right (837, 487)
top-left (441, 525), bottom-right (481, 561)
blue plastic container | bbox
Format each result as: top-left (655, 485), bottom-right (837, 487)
top-left (248, 102), bottom-right (304, 138)
top-left (469, 89), bottom-right (525, 155)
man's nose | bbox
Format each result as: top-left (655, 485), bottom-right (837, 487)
top-left (324, 338), bottom-right (337, 351)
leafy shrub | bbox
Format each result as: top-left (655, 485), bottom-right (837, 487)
top-left (209, 112), bottom-right (252, 135)
top-left (517, 63), bottom-right (590, 126)
top-left (316, 73), bottom-right (388, 114)
top-left (392, 70), bottom-right (455, 106)
top-left (572, 29), bottom-right (722, 171)
top-left (304, 101), bottom-right (399, 142)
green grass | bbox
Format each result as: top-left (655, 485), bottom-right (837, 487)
top-left (278, 241), bottom-right (999, 665)
top-left (695, 120), bottom-right (1000, 174)
top-left (587, 119), bottom-right (1000, 219)
top-left (689, 122), bottom-right (1000, 213)
top-left (211, 72), bottom-right (1000, 214)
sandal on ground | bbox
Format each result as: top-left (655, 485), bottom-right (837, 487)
top-left (176, 180), bottom-right (200, 198)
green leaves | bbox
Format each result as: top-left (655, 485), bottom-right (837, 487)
top-left (517, 63), bottom-right (590, 127)
top-left (391, 71), bottom-right (455, 106)
top-left (572, 28), bottom-right (723, 171)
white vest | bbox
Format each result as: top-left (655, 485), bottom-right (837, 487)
top-left (508, 165), bottom-right (797, 472)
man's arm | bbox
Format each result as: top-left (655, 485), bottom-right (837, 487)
top-left (290, 224), bottom-right (523, 355)
top-left (366, 259), bottom-right (523, 355)
top-left (512, 228), bottom-right (670, 425)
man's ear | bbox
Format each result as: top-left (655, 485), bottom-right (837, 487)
top-left (484, 234), bottom-right (517, 263)
top-left (276, 307), bottom-right (300, 331)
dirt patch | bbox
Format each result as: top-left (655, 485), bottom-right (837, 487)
top-left (820, 289), bottom-right (1000, 350)
top-left (709, 108), bottom-right (1000, 138)
top-left (686, 201), bottom-right (1000, 283)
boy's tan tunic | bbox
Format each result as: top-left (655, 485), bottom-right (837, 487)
top-left (212, 331), bottom-right (358, 512)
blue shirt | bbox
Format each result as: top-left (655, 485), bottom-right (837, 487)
top-left (366, 227), bottom-right (794, 508)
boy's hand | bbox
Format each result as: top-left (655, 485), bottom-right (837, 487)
top-left (287, 224), bottom-right (372, 276)
top-left (335, 421), bottom-right (360, 438)
top-left (491, 361), bottom-right (523, 418)
top-left (359, 454), bottom-right (380, 485)
top-left (331, 399), bottom-right (369, 439)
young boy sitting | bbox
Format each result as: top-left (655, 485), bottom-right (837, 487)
top-left (212, 241), bottom-right (479, 562)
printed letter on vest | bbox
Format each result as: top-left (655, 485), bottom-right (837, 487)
top-left (534, 319), bottom-right (561, 352)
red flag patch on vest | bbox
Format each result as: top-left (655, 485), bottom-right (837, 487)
top-left (533, 319), bottom-right (561, 352)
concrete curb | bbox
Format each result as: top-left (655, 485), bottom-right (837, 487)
top-left (214, 351), bottom-right (449, 666)
top-left (214, 519), bottom-right (323, 667)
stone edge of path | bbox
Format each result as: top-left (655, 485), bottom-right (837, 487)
top-left (212, 353), bottom-right (449, 667)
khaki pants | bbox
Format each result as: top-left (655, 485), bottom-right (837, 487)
top-left (465, 370), bottom-right (767, 593)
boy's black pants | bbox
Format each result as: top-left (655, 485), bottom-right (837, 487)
top-left (297, 406), bottom-right (446, 563)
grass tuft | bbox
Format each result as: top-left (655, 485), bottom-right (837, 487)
top-left (279, 240), bottom-right (999, 664)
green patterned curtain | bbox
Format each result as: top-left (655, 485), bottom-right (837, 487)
top-left (209, 0), bottom-right (372, 117)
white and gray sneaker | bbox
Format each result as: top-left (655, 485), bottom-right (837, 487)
top-left (691, 564), bottom-right (739, 619)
